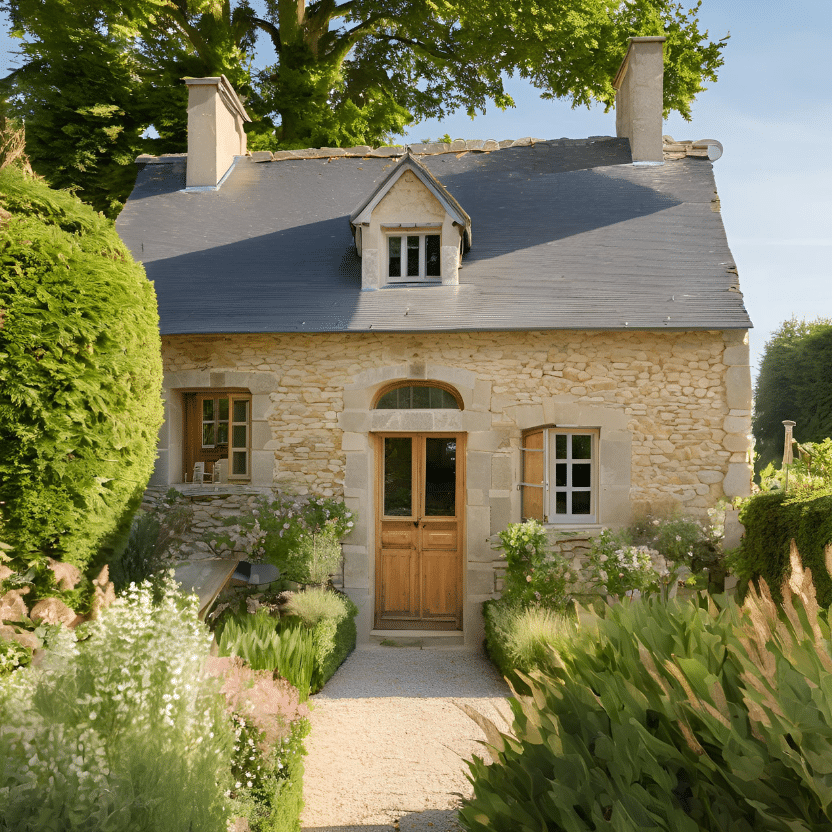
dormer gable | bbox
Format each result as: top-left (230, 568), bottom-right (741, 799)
top-left (350, 149), bottom-right (471, 290)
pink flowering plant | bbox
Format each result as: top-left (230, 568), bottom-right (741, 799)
top-left (495, 520), bottom-right (572, 610)
top-left (205, 493), bottom-right (355, 585)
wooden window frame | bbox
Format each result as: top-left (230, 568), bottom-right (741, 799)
top-left (372, 380), bottom-right (464, 410)
top-left (521, 427), bottom-right (599, 524)
top-left (182, 390), bottom-right (251, 482)
top-left (387, 232), bottom-right (442, 282)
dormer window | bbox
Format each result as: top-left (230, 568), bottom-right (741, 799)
top-left (350, 149), bottom-right (471, 291)
top-left (388, 232), bottom-right (441, 281)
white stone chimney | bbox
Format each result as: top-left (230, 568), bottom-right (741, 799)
top-left (184, 75), bottom-right (251, 189)
top-left (613, 37), bottom-right (666, 164)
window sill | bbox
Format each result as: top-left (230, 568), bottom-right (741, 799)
top-left (542, 523), bottom-right (604, 537)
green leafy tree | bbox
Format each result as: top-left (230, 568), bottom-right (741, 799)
top-left (3, 0), bottom-right (727, 216)
top-left (753, 317), bottom-right (832, 474)
top-left (0, 147), bottom-right (163, 596)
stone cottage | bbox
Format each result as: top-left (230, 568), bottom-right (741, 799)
top-left (116, 37), bottom-right (753, 645)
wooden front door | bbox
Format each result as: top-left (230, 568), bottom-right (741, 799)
top-left (375, 434), bottom-right (464, 630)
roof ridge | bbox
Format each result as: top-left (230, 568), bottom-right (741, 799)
top-left (133, 135), bottom-right (721, 166)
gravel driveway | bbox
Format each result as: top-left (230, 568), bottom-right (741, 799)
top-left (300, 644), bottom-right (513, 832)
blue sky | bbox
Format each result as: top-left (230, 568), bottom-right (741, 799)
top-left (1, 0), bottom-right (830, 380)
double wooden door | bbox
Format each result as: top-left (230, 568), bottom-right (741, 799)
top-left (375, 433), bottom-right (464, 630)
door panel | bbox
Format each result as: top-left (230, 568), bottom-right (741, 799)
top-left (376, 434), bottom-right (464, 630)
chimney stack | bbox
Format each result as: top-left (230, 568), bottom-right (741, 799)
top-left (613, 37), bottom-right (666, 164)
top-left (184, 75), bottom-right (251, 189)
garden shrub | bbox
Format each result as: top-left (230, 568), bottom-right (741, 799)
top-left (206, 656), bottom-right (309, 832)
top-left (0, 164), bottom-right (163, 599)
top-left (460, 555), bottom-right (831, 832)
top-left (206, 493), bottom-right (355, 585)
top-left (0, 576), bottom-right (235, 832)
top-left (218, 608), bottom-right (317, 700)
top-left (494, 519), bottom-right (572, 610)
top-left (483, 598), bottom-right (573, 693)
top-left (731, 484), bottom-right (832, 606)
top-left (109, 491), bottom-right (192, 593)
top-left (284, 588), bottom-right (358, 690)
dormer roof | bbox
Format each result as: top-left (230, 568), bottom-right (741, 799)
top-left (350, 148), bottom-right (472, 248)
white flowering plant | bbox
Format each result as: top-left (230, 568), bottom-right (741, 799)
top-left (0, 574), bottom-right (236, 832)
top-left (586, 529), bottom-right (664, 600)
top-left (495, 520), bottom-right (572, 610)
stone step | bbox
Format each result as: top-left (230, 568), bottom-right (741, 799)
top-left (369, 629), bottom-right (465, 648)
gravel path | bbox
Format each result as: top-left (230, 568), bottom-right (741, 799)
top-left (300, 645), bottom-right (513, 832)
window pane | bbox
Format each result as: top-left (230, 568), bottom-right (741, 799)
top-left (218, 398), bottom-right (229, 420)
top-left (554, 463), bottom-right (567, 487)
top-left (573, 434), bottom-right (592, 459)
top-left (572, 492), bottom-right (591, 515)
top-left (216, 423), bottom-right (228, 444)
top-left (411, 385), bottom-right (430, 408)
top-left (376, 390), bottom-right (397, 409)
top-left (425, 235), bottom-right (440, 276)
top-left (573, 463), bottom-right (591, 488)
top-left (555, 493), bottom-right (567, 514)
top-left (232, 451), bottom-right (247, 476)
top-left (232, 425), bottom-right (247, 449)
top-left (202, 399), bottom-right (214, 420)
top-left (375, 386), bottom-right (461, 410)
top-left (233, 400), bottom-right (248, 422)
top-left (554, 434), bottom-right (567, 459)
top-left (202, 424), bottom-right (215, 446)
top-left (389, 236), bottom-right (401, 277)
top-left (425, 438), bottom-right (456, 516)
top-left (407, 235), bottom-right (420, 276)
top-left (384, 437), bottom-right (412, 516)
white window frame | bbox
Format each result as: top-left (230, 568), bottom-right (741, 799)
top-left (521, 427), bottom-right (598, 524)
top-left (387, 232), bottom-right (441, 282)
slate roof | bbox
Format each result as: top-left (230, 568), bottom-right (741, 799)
top-left (116, 137), bottom-right (752, 336)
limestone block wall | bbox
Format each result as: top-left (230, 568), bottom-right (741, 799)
top-left (158, 328), bottom-right (752, 643)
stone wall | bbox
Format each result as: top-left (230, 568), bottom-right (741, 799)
top-left (158, 327), bottom-right (752, 644)
top-left (161, 328), bottom-right (751, 510)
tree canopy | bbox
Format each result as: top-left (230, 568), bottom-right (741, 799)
top-left (1, 0), bottom-right (728, 216)
top-left (752, 317), bottom-right (832, 474)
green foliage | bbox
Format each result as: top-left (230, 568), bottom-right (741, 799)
top-left (207, 493), bottom-right (355, 585)
top-left (0, 576), bottom-right (236, 831)
top-left (0, 166), bottom-right (163, 599)
top-left (753, 317), bottom-right (832, 474)
top-left (495, 519), bottom-right (572, 610)
top-left (461, 568), bottom-right (832, 832)
top-left (483, 598), bottom-right (574, 693)
top-left (110, 493), bottom-right (193, 592)
top-left (759, 438), bottom-right (832, 492)
top-left (4, 0), bottom-right (727, 212)
top-left (730, 485), bottom-right (832, 607)
top-left (284, 588), bottom-right (358, 690)
top-left (234, 716), bottom-right (309, 832)
top-left (218, 608), bottom-right (317, 699)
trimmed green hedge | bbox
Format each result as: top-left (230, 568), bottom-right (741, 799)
top-left (732, 486), bottom-right (832, 606)
top-left (0, 166), bottom-right (162, 593)
top-left (311, 604), bottom-right (357, 692)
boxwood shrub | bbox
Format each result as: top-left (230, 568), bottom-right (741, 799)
top-left (731, 485), bottom-right (832, 606)
top-left (0, 165), bottom-right (163, 596)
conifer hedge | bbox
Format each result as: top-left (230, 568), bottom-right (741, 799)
top-left (0, 165), bottom-right (162, 590)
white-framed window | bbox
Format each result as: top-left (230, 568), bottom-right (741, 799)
top-left (521, 427), bottom-right (598, 524)
top-left (388, 233), bottom-right (441, 281)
